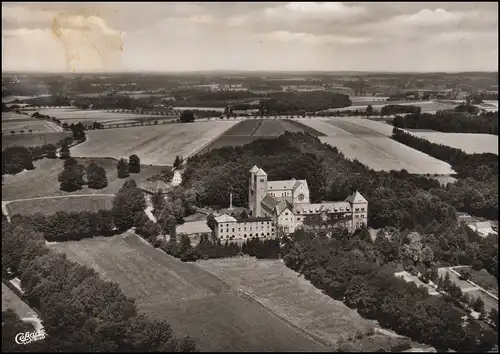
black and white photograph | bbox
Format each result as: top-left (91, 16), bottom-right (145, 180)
top-left (1, 1), bottom-right (498, 352)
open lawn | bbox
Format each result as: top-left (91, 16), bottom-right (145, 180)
top-left (49, 232), bottom-right (328, 352)
top-left (5, 195), bottom-right (113, 216)
top-left (404, 131), bottom-right (498, 155)
top-left (2, 119), bottom-right (63, 133)
top-left (2, 283), bottom-right (38, 319)
top-left (197, 257), bottom-right (379, 346)
top-left (298, 119), bottom-right (454, 174)
top-left (2, 157), bottom-right (167, 200)
top-left (70, 121), bottom-right (238, 165)
top-left (196, 119), bottom-right (324, 155)
top-left (465, 290), bottom-right (498, 313)
top-left (2, 132), bottom-right (72, 149)
top-left (456, 267), bottom-right (498, 296)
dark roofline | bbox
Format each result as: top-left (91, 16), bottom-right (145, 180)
top-left (237, 217), bottom-right (273, 223)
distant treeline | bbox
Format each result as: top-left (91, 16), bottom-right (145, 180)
top-left (394, 111), bottom-right (498, 135)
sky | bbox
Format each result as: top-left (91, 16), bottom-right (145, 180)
top-left (2, 2), bottom-right (498, 73)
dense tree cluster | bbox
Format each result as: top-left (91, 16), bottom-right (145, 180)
top-left (380, 105), bottom-right (421, 116)
top-left (392, 128), bottom-right (497, 220)
top-left (280, 228), bottom-right (498, 352)
top-left (24, 95), bottom-right (72, 107)
top-left (180, 110), bottom-right (195, 123)
top-left (393, 110), bottom-right (498, 135)
top-left (2, 136), bottom-right (74, 175)
top-left (112, 179), bottom-right (148, 232)
top-left (128, 154), bottom-right (141, 173)
top-left (12, 179), bottom-right (147, 242)
top-left (2, 146), bottom-right (35, 174)
top-left (1, 217), bottom-right (197, 352)
top-left (86, 162), bottom-right (108, 189)
top-left (58, 158), bottom-right (85, 191)
top-left (260, 92), bottom-right (352, 115)
top-left (117, 158), bottom-right (130, 179)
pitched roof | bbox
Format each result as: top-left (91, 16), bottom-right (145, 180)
top-left (249, 165), bottom-right (259, 173)
top-left (268, 179), bottom-right (308, 191)
top-left (140, 180), bottom-right (169, 191)
top-left (256, 168), bottom-right (267, 176)
top-left (261, 195), bottom-right (280, 209)
top-left (345, 191), bottom-right (368, 204)
top-left (276, 200), bottom-right (293, 216)
top-left (214, 214), bottom-right (237, 223)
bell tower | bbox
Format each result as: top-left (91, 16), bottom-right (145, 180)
top-left (248, 165), bottom-right (259, 215)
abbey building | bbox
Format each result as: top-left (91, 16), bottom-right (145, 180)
top-left (213, 165), bottom-right (368, 241)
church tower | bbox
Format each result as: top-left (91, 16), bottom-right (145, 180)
top-left (248, 165), bottom-right (259, 216)
top-left (254, 168), bottom-right (268, 217)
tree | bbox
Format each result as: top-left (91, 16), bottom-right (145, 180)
top-left (58, 164), bottom-right (85, 192)
top-left (488, 308), bottom-right (498, 330)
top-left (129, 154), bottom-right (141, 173)
top-left (173, 156), bottom-right (184, 169)
top-left (180, 110), bottom-right (195, 123)
top-left (366, 105), bottom-right (373, 117)
top-left (43, 144), bottom-right (57, 159)
top-left (473, 296), bottom-right (485, 313)
top-left (117, 158), bottom-right (130, 179)
top-left (86, 162), bottom-right (108, 189)
top-left (60, 142), bottom-right (71, 159)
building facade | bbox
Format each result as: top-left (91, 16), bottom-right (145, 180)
top-left (213, 166), bottom-right (368, 240)
top-left (248, 165), bottom-right (368, 234)
top-left (213, 214), bottom-right (276, 241)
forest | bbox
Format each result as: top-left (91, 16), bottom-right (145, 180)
top-left (280, 227), bottom-right (498, 352)
top-left (393, 110), bottom-right (498, 135)
top-left (1, 214), bottom-right (197, 352)
top-left (392, 127), bottom-right (498, 220)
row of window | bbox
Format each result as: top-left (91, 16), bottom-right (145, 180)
top-left (296, 207), bottom-right (351, 214)
top-left (220, 227), bottom-right (275, 233)
top-left (355, 214), bottom-right (366, 218)
top-left (355, 207), bottom-right (366, 212)
top-left (221, 232), bottom-right (273, 239)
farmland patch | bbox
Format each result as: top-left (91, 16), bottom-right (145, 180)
top-left (197, 257), bottom-right (404, 349)
top-left (2, 120), bottom-right (63, 133)
top-left (49, 233), bottom-right (328, 352)
top-left (2, 157), bottom-right (166, 200)
top-left (299, 119), bottom-right (455, 174)
top-left (5, 195), bottom-right (113, 216)
top-left (70, 121), bottom-right (238, 165)
top-left (403, 132), bottom-right (498, 155)
top-left (2, 132), bottom-right (72, 149)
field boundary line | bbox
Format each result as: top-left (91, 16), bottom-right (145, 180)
top-left (2, 193), bottom-right (116, 204)
top-left (250, 119), bottom-right (263, 136)
top-left (188, 122), bottom-right (240, 158)
top-left (195, 263), bottom-right (334, 349)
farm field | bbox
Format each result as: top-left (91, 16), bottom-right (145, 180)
top-left (197, 257), bottom-right (411, 350)
top-left (2, 283), bottom-right (38, 319)
top-left (2, 119), bottom-right (63, 133)
top-left (298, 119), bottom-right (455, 174)
top-left (2, 112), bottom-right (33, 120)
top-left (5, 195), bottom-right (113, 216)
top-left (196, 119), bottom-right (325, 155)
top-left (71, 121), bottom-right (238, 165)
top-left (404, 131), bottom-right (498, 155)
top-left (456, 267), bottom-right (498, 296)
top-left (2, 157), bottom-right (167, 200)
top-left (49, 232), bottom-right (328, 352)
top-left (2, 131), bottom-right (71, 149)
top-left (35, 107), bottom-right (161, 122)
top-left (327, 100), bottom-right (457, 114)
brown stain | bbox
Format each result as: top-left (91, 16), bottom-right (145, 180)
top-left (50, 8), bottom-right (123, 72)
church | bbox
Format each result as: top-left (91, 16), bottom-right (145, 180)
top-left (213, 166), bottom-right (368, 241)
